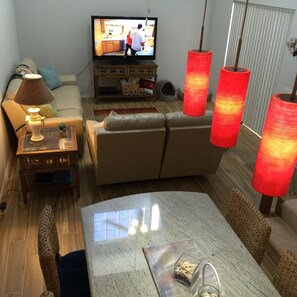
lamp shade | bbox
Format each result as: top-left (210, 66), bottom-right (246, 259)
top-left (210, 66), bottom-right (250, 148)
top-left (252, 94), bottom-right (297, 197)
top-left (183, 50), bottom-right (212, 116)
top-left (14, 74), bottom-right (54, 106)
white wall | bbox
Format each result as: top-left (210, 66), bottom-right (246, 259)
top-left (13, 0), bottom-right (296, 98)
top-left (13, 0), bottom-right (209, 96)
top-left (207, 0), bottom-right (297, 97)
top-left (0, 0), bottom-right (20, 195)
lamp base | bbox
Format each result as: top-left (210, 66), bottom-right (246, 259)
top-left (27, 107), bottom-right (44, 142)
top-left (30, 133), bottom-right (44, 142)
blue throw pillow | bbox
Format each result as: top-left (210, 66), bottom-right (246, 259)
top-left (38, 65), bottom-right (62, 90)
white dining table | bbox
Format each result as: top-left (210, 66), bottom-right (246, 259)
top-left (81, 191), bottom-right (281, 297)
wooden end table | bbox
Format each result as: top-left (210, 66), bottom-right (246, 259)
top-left (16, 126), bottom-right (80, 203)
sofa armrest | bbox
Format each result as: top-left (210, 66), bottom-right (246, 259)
top-left (2, 99), bottom-right (27, 137)
top-left (58, 75), bottom-right (76, 86)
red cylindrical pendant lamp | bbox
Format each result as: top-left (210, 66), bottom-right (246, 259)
top-left (210, 66), bottom-right (250, 148)
top-left (183, 50), bottom-right (212, 116)
top-left (252, 93), bottom-right (297, 197)
top-left (210, 0), bottom-right (250, 148)
top-left (183, 0), bottom-right (211, 116)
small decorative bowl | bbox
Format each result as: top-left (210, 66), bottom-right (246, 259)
top-left (174, 253), bottom-right (200, 287)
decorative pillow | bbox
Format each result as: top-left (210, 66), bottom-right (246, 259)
top-left (38, 104), bottom-right (59, 118)
top-left (38, 65), bottom-right (62, 90)
top-left (139, 78), bottom-right (155, 94)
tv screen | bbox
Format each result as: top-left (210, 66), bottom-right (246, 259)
top-left (91, 16), bottom-right (158, 61)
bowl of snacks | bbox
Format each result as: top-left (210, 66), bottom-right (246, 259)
top-left (174, 253), bottom-right (200, 287)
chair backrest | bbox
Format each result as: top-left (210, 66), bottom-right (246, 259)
top-left (225, 188), bottom-right (271, 264)
top-left (273, 250), bottom-right (297, 297)
top-left (38, 205), bottom-right (61, 297)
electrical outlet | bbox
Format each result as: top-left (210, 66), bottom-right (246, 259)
top-left (285, 87), bottom-right (292, 94)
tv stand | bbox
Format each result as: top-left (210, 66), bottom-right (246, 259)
top-left (93, 60), bottom-right (158, 101)
top-left (107, 59), bottom-right (140, 65)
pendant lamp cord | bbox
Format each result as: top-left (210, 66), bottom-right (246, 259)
top-left (199, 0), bottom-right (208, 52)
top-left (234, 0), bottom-right (249, 71)
top-left (291, 73), bottom-right (297, 101)
top-left (146, 0), bottom-right (151, 14)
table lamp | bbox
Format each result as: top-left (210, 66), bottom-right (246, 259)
top-left (14, 74), bottom-right (54, 141)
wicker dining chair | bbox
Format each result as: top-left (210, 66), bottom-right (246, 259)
top-left (273, 250), bottom-right (297, 297)
top-left (225, 188), bottom-right (271, 265)
top-left (38, 205), bottom-right (91, 297)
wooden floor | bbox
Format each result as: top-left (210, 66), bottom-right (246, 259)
top-left (0, 97), bottom-right (276, 297)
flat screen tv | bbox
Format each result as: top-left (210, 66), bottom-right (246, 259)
top-left (91, 16), bottom-right (158, 62)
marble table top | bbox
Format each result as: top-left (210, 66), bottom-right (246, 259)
top-left (81, 191), bottom-right (280, 297)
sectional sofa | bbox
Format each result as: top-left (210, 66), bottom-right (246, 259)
top-left (2, 58), bottom-right (84, 155)
top-left (86, 110), bottom-right (225, 185)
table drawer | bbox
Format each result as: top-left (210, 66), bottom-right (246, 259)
top-left (128, 68), bottom-right (156, 76)
top-left (20, 153), bottom-right (76, 169)
top-left (98, 67), bottom-right (127, 76)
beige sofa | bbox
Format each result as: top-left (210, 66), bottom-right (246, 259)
top-left (86, 110), bottom-right (225, 185)
top-left (2, 58), bottom-right (84, 155)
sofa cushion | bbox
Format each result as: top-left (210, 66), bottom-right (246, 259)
top-left (165, 110), bottom-right (213, 127)
top-left (38, 65), bottom-right (62, 90)
top-left (57, 109), bottom-right (82, 118)
top-left (59, 75), bottom-right (77, 86)
top-left (52, 86), bottom-right (82, 111)
top-left (104, 113), bottom-right (165, 131)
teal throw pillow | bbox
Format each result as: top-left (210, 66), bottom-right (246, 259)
top-left (38, 65), bottom-right (62, 90)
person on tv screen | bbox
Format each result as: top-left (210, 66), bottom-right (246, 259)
top-left (131, 24), bottom-right (145, 56)
top-left (125, 31), bottom-right (132, 56)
